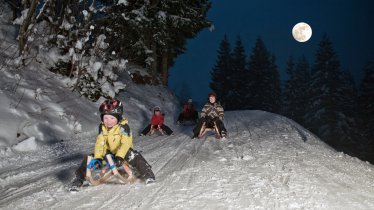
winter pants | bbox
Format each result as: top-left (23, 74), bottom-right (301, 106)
top-left (177, 111), bottom-right (198, 122)
top-left (75, 148), bottom-right (155, 180)
top-left (193, 116), bottom-right (227, 137)
top-left (141, 124), bottom-right (173, 135)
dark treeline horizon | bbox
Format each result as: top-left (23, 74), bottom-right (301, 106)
top-left (209, 34), bottom-right (374, 164)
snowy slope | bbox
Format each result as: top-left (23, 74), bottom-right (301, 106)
top-left (1, 5), bottom-right (374, 210)
top-left (1, 110), bottom-right (374, 210)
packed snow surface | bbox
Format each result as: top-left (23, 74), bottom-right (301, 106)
top-left (0, 5), bottom-right (373, 209)
top-left (1, 110), bottom-right (373, 210)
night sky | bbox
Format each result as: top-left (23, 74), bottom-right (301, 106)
top-left (168, 0), bottom-right (374, 107)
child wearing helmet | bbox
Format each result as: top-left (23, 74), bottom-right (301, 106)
top-left (70, 99), bottom-right (155, 190)
top-left (140, 106), bottom-right (173, 136)
top-left (192, 92), bottom-right (227, 139)
top-left (176, 98), bottom-right (198, 124)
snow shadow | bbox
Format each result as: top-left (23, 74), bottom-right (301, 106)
top-left (54, 153), bottom-right (85, 183)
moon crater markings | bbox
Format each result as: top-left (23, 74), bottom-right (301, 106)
top-left (292, 22), bottom-right (312, 42)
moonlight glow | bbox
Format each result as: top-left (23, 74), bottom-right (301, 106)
top-left (292, 22), bottom-right (312, 42)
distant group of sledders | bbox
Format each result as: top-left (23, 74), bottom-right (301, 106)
top-left (70, 92), bottom-right (227, 191)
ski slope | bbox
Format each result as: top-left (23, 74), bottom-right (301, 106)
top-left (1, 110), bottom-right (373, 210)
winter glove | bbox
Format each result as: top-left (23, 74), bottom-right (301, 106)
top-left (114, 156), bottom-right (124, 167)
top-left (87, 158), bottom-right (102, 169)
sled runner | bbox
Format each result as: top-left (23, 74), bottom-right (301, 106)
top-left (198, 121), bottom-right (222, 139)
top-left (149, 127), bottom-right (166, 136)
top-left (86, 154), bottom-right (136, 186)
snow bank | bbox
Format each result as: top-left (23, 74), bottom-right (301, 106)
top-left (12, 137), bottom-right (38, 152)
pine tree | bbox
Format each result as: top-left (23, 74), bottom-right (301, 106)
top-left (306, 35), bottom-right (359, 151)
top-left (210, 35), bottom-right (232, 107)
top-left (283, 56), bottom-right (296, 116)
top-left (358, 61), bottom-right (374, 161)
top-left (246, 37), bottom-right (281, 113)
top-left (268, 55), bottom-right (282, 113)
top-left (46, 0), bottom-right (127, 101)
top-left (97, 0), bottom-right (211, 85)
top-left (226, 35), bottom-right (247, 110)
top-left (283, 56), bottom-right (310, 125)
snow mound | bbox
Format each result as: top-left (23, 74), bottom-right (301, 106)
top-left (12, 137), bottom-right (38, 152)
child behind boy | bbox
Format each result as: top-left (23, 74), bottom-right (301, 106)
top-left (140, 106), bottom-right (173, 136)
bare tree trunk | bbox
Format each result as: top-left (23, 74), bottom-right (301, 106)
top-left (18, 0), bottom-right (39, 56)
top-left (161, 50), bottom-right (169, 86)
top-left (150, 41), bottom-right (158, 84)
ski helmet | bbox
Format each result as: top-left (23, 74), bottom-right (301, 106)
top-left (153, 106), bottom-right (161, 113)
top-left (99, 99), bottom-right (123, 121)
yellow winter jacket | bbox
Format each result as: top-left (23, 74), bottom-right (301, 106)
top-left (94, 119), bottom-right (133, 159)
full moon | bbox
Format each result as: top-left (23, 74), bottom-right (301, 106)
top-left (292, 22), bottom-right (312, 42)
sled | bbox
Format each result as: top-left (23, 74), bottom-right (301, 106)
top-left (177, 120), bottom-right (198, 126)
top-left (198, 122), bottom-right (222, 139)
top-left (148, 128), bottom-right (166, 136)
top-left (86, 154), bottom-right (136, 186)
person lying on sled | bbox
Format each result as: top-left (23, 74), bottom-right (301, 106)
top-left (192, 92), bottom-right (227, 139)
top-left (140, 106), bottom-right (173, 136)
top-left (70, 99), bottom-right (155, 191)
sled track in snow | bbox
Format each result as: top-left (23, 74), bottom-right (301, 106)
top-left (0, 174), bottom-right (60, 207)
top-left (134, 126), bottom-right (210, 209)
top-left (131, 135), bottom-right (191, 209)
top-left (184, 139), bottom-right (206, 187)
top-left (153, 135), bottom-right (197, 179)
top-left (0, 153), bottom-right (83, 207)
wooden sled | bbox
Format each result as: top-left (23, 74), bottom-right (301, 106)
top-left (86, 154), bottom-right (136, 186)
top-left (198, 122), bottom-right (221, 139)
top-left (149, 128), bottom-right (166, 136)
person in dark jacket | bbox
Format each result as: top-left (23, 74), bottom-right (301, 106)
top-left (141, 106), bottom-right (173, 136)
top-left (177, 98), bottom-right (198, 124)
top-left (192, 93), bottom-right (227, 138)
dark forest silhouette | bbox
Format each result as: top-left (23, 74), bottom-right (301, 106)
top-left (211, 34), bottom-right (374, 163)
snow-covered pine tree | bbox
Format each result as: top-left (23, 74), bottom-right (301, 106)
top-left (159, 0), bottom-right (211, 86)
top-left (335, 70), bottom-right (361, 155)
top-left (306, 35), bottom-right (359, 151)
top-left (246, 37), bottom-right (281, 113)
top-left (358, 61), bottom-right (374, 161)
top-left (96, 0), bottom-right (211, 86)
top-left (46, 0), bottom-right (126, 101)
top-left (210, 34), bottom-right (232, 108)
top-left (283, 55), bottom-right (311, 125)
top-left (226, 35), bottom-right (247, 110)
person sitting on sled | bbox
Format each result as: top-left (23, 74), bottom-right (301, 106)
top-left (176, 98), bottom-right (198, 124)
top-left (192, 92), bottom-right (227, 139)
top-left (70, 99), bottom-right (155, 190)
top-left (140, 106), bottom-right (173, 136)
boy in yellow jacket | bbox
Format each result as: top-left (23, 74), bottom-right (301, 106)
top-left (70, 99), bottom-right (155, 190)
